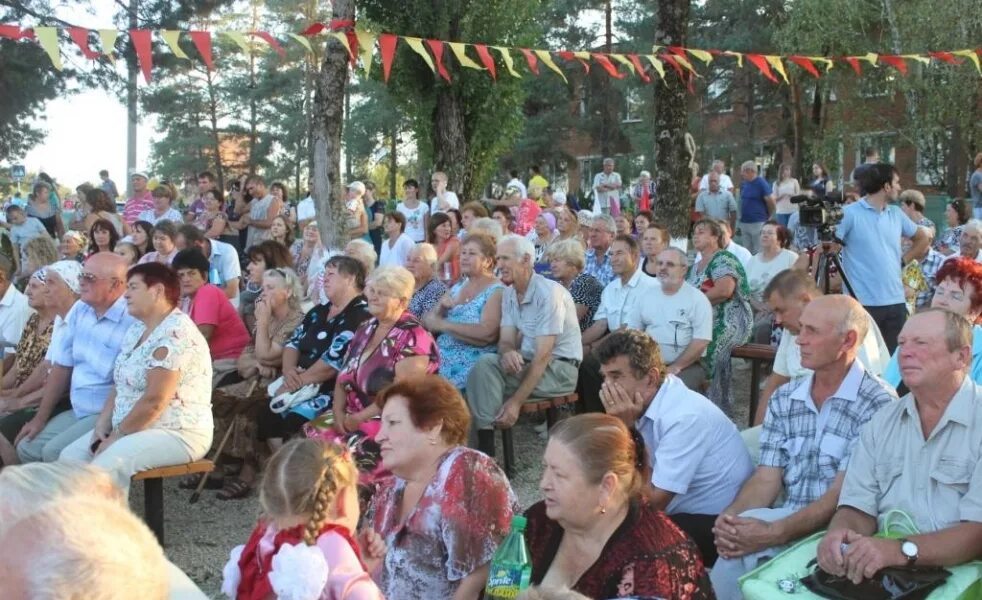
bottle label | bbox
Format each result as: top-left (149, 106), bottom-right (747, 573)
top-left (485, 565), bottom-right (530, 598)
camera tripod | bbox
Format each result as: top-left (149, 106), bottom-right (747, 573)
top-left (813, 236), bottom-right (857, 298)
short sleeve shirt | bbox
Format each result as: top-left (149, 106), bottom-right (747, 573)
top-left (186, 284), bottom-right (250, 360)
top-left (970, 171), bottom-right (982, 208)
top-left (566, 272), bottom-right (603, 332)
top-left (208, 239), bottom-right (242, 285)
top-left (695, 190), bottom-right (738, 222)
top-left (137, 207), bottom-right (183, 226)
top-left (397, 201), bottom-right (429, 242)
top-left (760, 360), bottom-right (897, 511)
top-left (584, 248), bottom-right (615, 286)
top-left (594, 269), bottom-right (660, 331)
top-left (627, 281), bottom-right (712, 364)
top-left (739, 176), bottom-right (773, 223)
top-left (501, 274), bottom-right (583, 361)
top-left (838, 377), bottom-right (982, 532)
top-left (10, 217), bottom-right (49, 247)
top-left (638, 374), bottom-right (754, 515)
top-left (835, 199), bottom-right (919, 306)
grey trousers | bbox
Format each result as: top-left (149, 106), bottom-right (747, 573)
top-left (675, 362), bottom-right (708, 391)
top-left (465, 354), bottom-right (578, 430)
top-left (16, 410), bottom-right (98, 463)
top-left (739, 221), bottom-right (765, 254)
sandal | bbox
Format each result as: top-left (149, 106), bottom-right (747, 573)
top-left (178, 473), bottom-right (224, 490)
top-left (217, 478), bottom-right (252, 501)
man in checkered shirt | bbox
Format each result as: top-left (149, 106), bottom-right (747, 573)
top-left (709, 294), bottom-right (897, 599)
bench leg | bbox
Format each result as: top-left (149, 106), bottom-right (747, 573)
top-left (545, 407), bottom-right (560, 429)
top-left (748, 359), bottom-right (762, 428)
top-left (144, 477), bottom-right (165, 546)
top-left (501, 428), bottom-right (515, 478)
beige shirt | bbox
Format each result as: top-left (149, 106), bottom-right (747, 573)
top-left (838, 376), bottom-right (982, 533)
top-left (501, 273), bottom-right (583, 362)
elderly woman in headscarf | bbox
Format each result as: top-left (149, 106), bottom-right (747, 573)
top-left (0, 261), bottom-right (82, 466)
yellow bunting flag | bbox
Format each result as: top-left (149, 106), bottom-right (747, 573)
top-left (687, 48), bottom-right (714, 65)
top-left (724, 50), bottom-right (744, 68)
top-left (672, 53), bottom-right (698, 75)
top-left (35, 27), bottom-right (62, 70)
top-left (862, 52), bottom-right (879, 66)
top-left (354, 30), bottom-right (376, 75)
top-left (806, 56), bottom-right (835, 72)
top-left (288, 33), bottom-right (313, 54)
top-left (494, 46), bottom-right (521, 78)
top-left (645, 54), bottom-right (666, 80)
top-left (610, 53), bottom-right (636, 74)
top-left (534, 50), bottom-right (567, 82)
top-left (901, 54), bottom-right (930, 65)
top-left (765, 55), bottom-right (789, 83)
top-left (328, 31), bottom-right (352, 60)
top-left (953, 49), bottom-right (981, 75)
top-left (97, 29), bottom-right (118, 59)
top-left (450, 42), bottom-right (483, 70)
top-left (404, 37), bottom-right (436, 72)
top-left (161, 30), bottom-right (189, 59)
top-left (223, 31), bottom-right (253, 55)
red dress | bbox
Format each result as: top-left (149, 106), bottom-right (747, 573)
top-left (524, 499), bottom-right (714, 599)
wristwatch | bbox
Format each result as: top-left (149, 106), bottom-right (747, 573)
top-left (900, 538), bottom-right (919, 566)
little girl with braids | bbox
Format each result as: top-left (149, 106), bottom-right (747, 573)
top-left (221, 439), bottom-right (385, 600)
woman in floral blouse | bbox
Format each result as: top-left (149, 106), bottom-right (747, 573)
top-left (366, 375), bottom-right (517, 600)
top-left (60, 263), bottom-right (213, 496)
top-left (306, 266), bottom-right (439, 488)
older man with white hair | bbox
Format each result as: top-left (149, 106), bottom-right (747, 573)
top-left (592, 158), bottom-right (622, 217)
top-left (467, 235), bottom-right (582, 457)
top-left (737, 161), bottom-right (775, 253)
top-left (944, 219), bottom-right (982, 264)
top-left (699, 159), bottom-right (735, 193)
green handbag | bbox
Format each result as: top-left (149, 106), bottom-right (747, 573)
top-left (738, 511), bottom-right (982, 600)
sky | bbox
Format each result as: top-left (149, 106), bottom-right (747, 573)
top-left (20, 0), bottom-right (152, 188)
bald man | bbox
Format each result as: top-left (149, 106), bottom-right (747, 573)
top-left (710, 295), bottom-right (898, 599)
top-left (16, 253), bottom-right (137, 463)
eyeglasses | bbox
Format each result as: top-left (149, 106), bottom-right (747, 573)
top-left (80, 273), bottom-right (120, 284)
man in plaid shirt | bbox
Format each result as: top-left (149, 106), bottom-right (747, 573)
top-left (709, 294), bottom-right (897, 599)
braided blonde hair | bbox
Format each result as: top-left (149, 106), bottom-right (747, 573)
top-left (258, 439), bottom-right (358, 546)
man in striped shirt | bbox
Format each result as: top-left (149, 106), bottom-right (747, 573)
top-left (122, 171), bottom-right (154, 226)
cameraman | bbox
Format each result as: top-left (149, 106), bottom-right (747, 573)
top-left (834, 163), bottom-right (929, 352)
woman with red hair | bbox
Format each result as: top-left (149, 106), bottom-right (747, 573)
top-left (882, 256), bottom-right (982, 387)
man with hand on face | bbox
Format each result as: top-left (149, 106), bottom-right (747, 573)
top-left (467, 235), bottom-right (582, 457)
top-left (816, 309), bottom-right (982, 587)
top-left (597, 329), bottom-right (752, 566)
top-left (710, 295), bottom-right (897, 600)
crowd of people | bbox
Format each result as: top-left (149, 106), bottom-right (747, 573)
top-left (0, 152), bottom-right (981, 599)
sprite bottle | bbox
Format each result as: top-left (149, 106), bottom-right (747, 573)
top-left (485, 515), bottom-right (532, 599)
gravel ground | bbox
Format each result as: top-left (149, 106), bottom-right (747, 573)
top-left (155, 362), bottom-right (754, 598)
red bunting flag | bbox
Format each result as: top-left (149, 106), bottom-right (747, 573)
top-left (251, 31), bottom-right (286, 58)
top-left (519, 48), bottom-right (539, 75)
top-left (0, 24), bottom-right (34, 39)
top-left (557, 50), bottom-right (590, 73)
top-left (928, 51), bottom-right (960, 64)
top-left (474, 44), bottom-right (496, 80)
top-left (844, 57), bottom-right (862, 75)
top-left (746, 53), bottom-right (779, 83)
top-left (591, 53), bottom-right (625, 79)
top-left (378, 33), bottom-right (398, 82)
top-left (67, 27), bottom-right (101, 59)
top-left (628, 53), bottom-right (651, 82)
top-left (659, 53), bottom-right (685, 79)
top-left (189, 31), bottom-right (213, 70)
top-left (878, 54), bottom-right (908, 75)
top-left (345, 31), bottom-right (359, 67)
top-left (129, 29), bottom-right (153, 83)
top-left (300, 20), bottom-right (356, 36)
top-left (425, 39), bottom-right (452, 82)
top-left (788, 55), bottom-right (820, 78)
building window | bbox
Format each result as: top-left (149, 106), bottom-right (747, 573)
top-left (916, 130), bottom-right (950, 187)
top-left (705, 71), bottom-right (733, 113)
top-left (855, 134), bottom-right (896, 168)
top-left (622, 88), bottom-right (643, 123)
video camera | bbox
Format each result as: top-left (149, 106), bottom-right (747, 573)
top-left (790, 190), bottom-right (845, 242)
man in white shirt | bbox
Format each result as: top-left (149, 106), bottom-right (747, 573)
top-left (175, 225), bottom-right (241, 300)
top-left (699, 159), bottom-right (735, 193)
top-left (627, 247), bottom-right (712, 391)
top-left (0, 257), bottom-right (33, 359)
top-left (592, 158), bottom-right (622, 216)
top-left (429, 171), bottom-right (459, 215)
top-left (600, 329), bottom-right (754, 565)
top-left (577, 235), bottom-right (658, 412)
top-left (296, 177), bottom-right (316, 230)
top-left (506, 169), bottom-right (527, 201)
top-left (695, 220), bottom-right (752, 269)
top-left (942, 220), bottom-right (982, 264)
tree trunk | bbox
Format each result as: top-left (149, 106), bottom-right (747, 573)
top-left (389, 126), bottom-right (398, 199)
top-left (125, 0), bottom-right (138, 197)
top-left (205, 65), bottom-right (225, 192)
top-left (312, 0), bottom-right (354, 248)
top-left (653, 0), bottom-right (692, 239)
top-left (432, 87), bottom-right (469, 199)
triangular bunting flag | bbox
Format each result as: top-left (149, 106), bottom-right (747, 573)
top-left (252, 31), bottom-right (287, 58)
top-left (425, 39), bottom-right (452, 82)
top-left (591, 53), bottom-right (625, 79)
top-left (746, 53), bottom-right (779, 83)
top-left (161, 30), bottom-right (189, 59)
top-left (519, 48), bottom-right (539, 75)
top-left (788, 55), bottom-right (820, 78)
top-left (844, 57), bottom-right (862, 75)
top-left (98, 29), bottom-right (118, 58)
top-left (928, 51), bottom-right (959, 65)
top-left (878, 55), bottom-right (908, 75)
top-left (355, 30), bottom-right (376, 75)
top-left (474, 44), bottom-right (497, 80)
top-left (765, 55), bottom-right (789, 83)
top-left (35, 27), bottom-right (62, 70)
top-left (345, 31), bottom-right (359, 66)
top-left (645, 54), bottom-right (666, 80)
top-left (0, 25), bottom-right (34, 40)
top-left (610, 53), bottom-right (636, 74)
top-left (223, 31), bottom-right (253, 55)
top-left (449, 42), bottom-right (483, 70)
top-left (659, 53), bottom-right (685, 79)
top-left (327, 31), bottom-right (353, 61)
top-left (287, 33), bottom-right (313, 54)
top-left (68, 27), bottom-right (101, 59)
top-left (405, 37), bottom-right (436, 73)
top-left (723, 50), bottom-right (744, 68)
top-left (534, 50), bottom-right (567, 83)
top-left (129, 29), bottom-right (153, 82)
top-left (189, 31), bottom-right (213, 70)
top-left (494, 46), bottom-right (521, 78)
top-left (900, 54), bottom-right (930, 65)
top-left (952, 50), bottom-right (980, 75)
top-left (378, 34), bottom-right (398, 82)
top-left (687, 48), bottom-right (714, 65)
top-left (806, 56), bottom-right (835, 72)
top-left (627, 54), bottom-right (651, 83)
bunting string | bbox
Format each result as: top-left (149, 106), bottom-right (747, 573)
top-left (0, 21), bottom-right (978, 85)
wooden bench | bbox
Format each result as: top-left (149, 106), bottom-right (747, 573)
top-left (500, 394), bottom-right (579, 478)
top-left (132, 459), bottom-right (214, 545)
top-left (731, 343), bottom-right (777, 427)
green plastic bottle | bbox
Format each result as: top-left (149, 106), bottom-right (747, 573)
top-left (485, 515), bottom-right (532, 599)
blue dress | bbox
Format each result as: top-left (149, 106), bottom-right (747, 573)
top-left (437, 280), bottom-right (504, 389)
